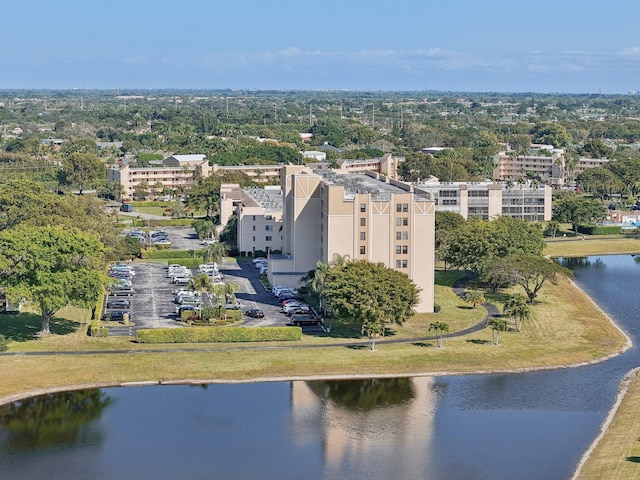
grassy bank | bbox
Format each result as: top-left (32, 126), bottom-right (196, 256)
top-left (0, 272), bottom-right (628, 405)
top-left (544, 235), bottom-right (640, 257)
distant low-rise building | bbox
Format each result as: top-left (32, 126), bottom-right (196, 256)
top-left (415, 180), bottom-right (552, 221)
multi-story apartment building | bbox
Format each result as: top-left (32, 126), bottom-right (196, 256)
top-left (109, 154), bottom-right (212, 200)
top-left (270, 166), bottom-right (435, 313)
top-left (110, 154), bottom-right (402, 199)
top-left (493, 145), bottom-right (609, 187)
top-left (235, 186), bottom-right (284, 256)
top-left (415, 181), bottom-right (552, 221)
top-left (493, 146), bottom-right (565, 187)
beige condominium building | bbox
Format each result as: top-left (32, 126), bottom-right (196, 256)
top-left (235, 185), bottom-right (284, 256)
top-left (270, 165), bottom-right (435, 313)
top-left (108, 154), bottom-right (213, 200)
top-left (415, 181), bottom-right (552, 221)
top-left (493, 144), bottom-right (609, 188)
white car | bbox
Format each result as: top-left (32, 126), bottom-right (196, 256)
top-left (201, 239), bottom-right (217, 246)
top-left (252, 257), bottom-right (267, 264)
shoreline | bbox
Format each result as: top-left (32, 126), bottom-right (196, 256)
top-left (0, 260), bottom-right (636, 476)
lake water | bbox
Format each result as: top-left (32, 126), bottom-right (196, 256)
top-left (1, 254), bottom-right (639, 480)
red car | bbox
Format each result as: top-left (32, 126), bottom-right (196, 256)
top-left (245, 308), bottom-right (265, 318)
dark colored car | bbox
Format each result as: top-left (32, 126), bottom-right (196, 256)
top-left (107, 299), bottom-right (131, 309)
top-left (103, 310), bottom-right (131, 321)
top-left (245, 308), bottom-right (265, 318)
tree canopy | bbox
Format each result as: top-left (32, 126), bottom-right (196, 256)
top-left (324, 260), bottom-right (420, 341)
top-left (441, 216), bottom-right (544, 274)
top-left (552, 194), bottom-right (607, 233)
top-left (0, 224), bottom-right (107, 335)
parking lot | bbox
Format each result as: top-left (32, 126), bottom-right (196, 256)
top-left (108, 227), bottom-right (298, 333)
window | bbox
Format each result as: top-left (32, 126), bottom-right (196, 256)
top-left (396, 218), bottom-right (402, 226)
top-left (396, 203), bottom-right (402, 212)
top-left (396, 232), bottom-right (402, 240)
top-left (265, 215), bottom-right (273, 220)
top-left (360, 232), bottom-right (366, 241)
top-left (360, 246), bottom-right (366, 255)
top-left (252, 236), bottom-right (256, 241)
top-left (402, 245), bottom-right (408, 254)
top-left (402, 217), bottom-right (408, 226)
top-left (402, 203), bottom-right (409, 212)
top-left (402, 231), bottom-right (408, 241)
top-left (266, 236), bottom-right (272, 242)
top-left (252, 215), bottom-right (256, 221)
top-left (360, 218), bottom-right (366, 227)
top-left (396, 260), bottom-right (402, 268)
top-left (265, 225), bottom-right (273, 231)
top-left (252, 225), bottom-right (256, 231)
top-left (360, 203), bottom-right (366, 212)
top-left (402, 260), bottom-right (408, 268)
top-left (396, 246), bottom-right (402, 254)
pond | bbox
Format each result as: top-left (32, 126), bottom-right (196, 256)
top-left (1, 254), bottom-right (639, 480)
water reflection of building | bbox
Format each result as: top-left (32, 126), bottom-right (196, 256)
top-left (289, 377), bottom-right (440, 479)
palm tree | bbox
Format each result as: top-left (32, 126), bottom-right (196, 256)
top-left (516, 177), bottom-right (526, 220)
top-left (429, 321), bottom-right (450, 348)
top-left (310, 261), bottom-right (331, 314)
top-left (486, 317), bottom-right (508, 345)
top-left (464, 290), bottom-right (486, 309)
top-left (202, 243), bottom-right (225, 265)
top-left (224, 282), bottom-right (239, 306)
top-left (330, 253), bottom-right (350, 269)
top-left (503, 294), bottom-right (530, 332)
top-left (187, 273), bottom-right (214, 320)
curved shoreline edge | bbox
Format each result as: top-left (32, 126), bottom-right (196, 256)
top-left (0, 275), bottom-right (635, 477)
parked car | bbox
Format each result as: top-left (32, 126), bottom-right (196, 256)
top-left (111, 287), bottom-right (134, 296)
top-left (201, 239), bottom-right (217, 246)
top-left (252, 257), bottom-right (267, 264)
top-left (103, 310), bottom-right (131, 321)
top-left (176, 305), bottom-right (201, 315)
top-left (107, 299), bottom-right (131, 309)
top-left (225, 301), bottom-right (241, 310)
top-left (245, 308), bottom-right (264, 318)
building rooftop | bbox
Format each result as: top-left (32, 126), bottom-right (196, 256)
top-left (319, 171), bottom-right (410, 199)
top-left (242, 185), bottom-right (283, 211)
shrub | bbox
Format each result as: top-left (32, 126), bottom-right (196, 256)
top-left (434, 304), bottom-right (441, 313)
top-left (0, 334), bottom-right (9, 352)
top-left (577, 225), bottom-right (622, 235)
top-left (136, 326), bottom-right (302, 343)
top-left (88, 320), bottom-right (108, 337)
top-left (141, 249), bottom-right (198, 259)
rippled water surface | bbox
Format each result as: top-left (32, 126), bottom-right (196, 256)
top-left (1, 255), bottom-right (639, 480)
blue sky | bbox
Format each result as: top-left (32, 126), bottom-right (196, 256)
top-left (2, 0), bottom-right (640, 93)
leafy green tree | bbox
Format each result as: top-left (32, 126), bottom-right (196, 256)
top-left (123, 235), bottom-right (142, 259)
top-left (552, 194), bottom-right (607, 233)
top-left (496, 254), bottom-right (573, 304)
top-left (575, 167), bottom-right (623, 199)
top-left (464, 290), bottom-right (486, 309)
top-left (531, 123), bottom-right (572, 148)
top-left (429, 321), bottom-right (449, 348)
top-left (607, 157), bottom-right (640, 198)
top-left (442, 217), bottom-right (544, 274)
top-left (59, 152), bottom-right (106, 194)
top-left (0, 225), bottom-right (106, 335)
top-left (543, 220), bottom-right (560, 238)
top-left (324, 260), bottom-right (420, 338)
top-left (578, 139), bottom-right (614, 159)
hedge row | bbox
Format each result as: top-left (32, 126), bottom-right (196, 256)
top-left (129, 201), bottom-right (168, 207)
top-left (577, 225), bottom-right (623, 235)
top-left (141, 249), bottom-right (199, 259)
top-left (88, 320), bottom-right (108, 337)
top-left (136, 326), bottom-right (302, 343)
